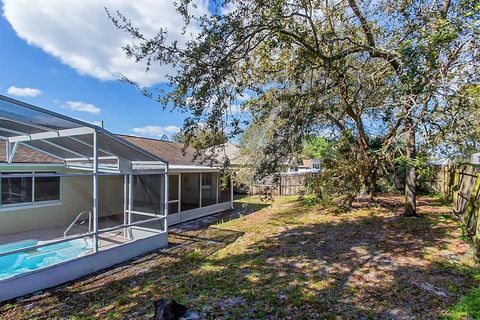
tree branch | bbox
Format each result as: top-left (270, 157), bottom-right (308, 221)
top-left (347, 0), bottom-right (401, 73)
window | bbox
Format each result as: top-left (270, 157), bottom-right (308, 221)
top-left (0, 172), bottom-right (61, 206)
top-left (1, 175), bottom-right (32, 204)
top-left (35, 176), bottom-right (61, 202)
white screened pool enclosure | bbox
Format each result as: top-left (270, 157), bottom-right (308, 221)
top-left (0, 95), bottom-right (233, 302)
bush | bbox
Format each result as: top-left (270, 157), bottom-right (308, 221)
top-left (305, 169), bottom-right (361, 208)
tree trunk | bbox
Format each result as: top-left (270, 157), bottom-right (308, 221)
top-left (369, 169), bottom-right (377, 202)
top-left (404, 116), bottom-right (417, 217)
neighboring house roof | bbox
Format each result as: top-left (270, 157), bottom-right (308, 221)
top-left (207, 143), bottom-right (246, 166)
top-left (208, 143), bottom-right (303, 169)
top-left (302, 159), bottom-right (321, 167)
top-left (0, 140), bottom-right (62, 164)
top-left (118, 135), bottom-right (215, 166)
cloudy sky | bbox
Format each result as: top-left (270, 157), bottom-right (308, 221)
top-left (0, 0), bottom-right (212, 139)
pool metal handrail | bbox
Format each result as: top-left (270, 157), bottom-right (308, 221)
top-left (97, 215), bottom-right (166, 234)
top-left (64, 211), bottom-right (92, 238)
top-left (0, 232), bottom-right (96, 258)
top-left (0, 215), bottom-right (167, 259)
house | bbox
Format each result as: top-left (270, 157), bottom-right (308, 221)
top-left (0, 95), bottom-right (232, 302)
top-left (471, 152), bottom-right (480, 164)
top-left (208, 143), bottom-right (320, 196)
top-left (299, 159), bottom-right (321, 172)
top-left (209, 142), bottom-right (303, 172)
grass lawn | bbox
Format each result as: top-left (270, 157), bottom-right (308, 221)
top-left (1, 195), bottom-right (479, 319)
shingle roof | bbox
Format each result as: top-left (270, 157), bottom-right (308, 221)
top-left (0, 140), bottom-right (62, 164)
top-left (118, 135), bottom-right (212, 166)
top-left (0, 135), bottom-right (215, 166)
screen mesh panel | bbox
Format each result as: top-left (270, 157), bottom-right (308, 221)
top-left (0, 119), bottom-right (46, 136)
top-left (23, 140), bottom-right (81, 158)
top-left (0, 95), bottom-right (167, 169)
top-left (0, 97), bottom-right (82, 131)
top-left (47, 137), bottom-right (111, 158)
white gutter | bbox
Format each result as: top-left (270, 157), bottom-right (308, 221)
top-left (168, 165), bottom-right (225, 173)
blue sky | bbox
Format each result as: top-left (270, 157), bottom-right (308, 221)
top-left (0, 1), bottom-right (212, 139)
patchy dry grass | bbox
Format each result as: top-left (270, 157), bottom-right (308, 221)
top-left (0, 195), bottom-right (479, 319)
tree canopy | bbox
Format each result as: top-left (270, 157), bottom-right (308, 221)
top-left (110, 0), bottom-right (480, 215)
top-left (172, 127), bottom-right (228, 149)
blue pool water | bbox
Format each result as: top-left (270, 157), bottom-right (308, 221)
top-left (0, 238), bottom-right (92, 280)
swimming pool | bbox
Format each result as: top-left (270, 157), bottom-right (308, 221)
top-left (0, 238), bottom-right (92, 280)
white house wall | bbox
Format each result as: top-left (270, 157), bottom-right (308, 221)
top-left (0, 175), bottom-right (123, 236)
top-left (0, 169), bottom-right (232, 235)
top-left (99, 175), bottom-right (124, 217)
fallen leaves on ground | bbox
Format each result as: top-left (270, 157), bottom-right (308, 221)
top-left (0, 195), bottom-right (478, 319)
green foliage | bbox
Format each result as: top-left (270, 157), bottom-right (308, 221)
top-left (302, 137), bottom-right (332, 160)
top-left (391, 155), bottom-right (439, 194)
top-left (445, 286), bottom-right (480, 320)
top-left (429, 84), bottom-right (480, 159)
top-left (301, 195), bottom-right (320, 207)
top-left (304, 135), bottom-right (363, 207)
top-left (111, 0), bottom-right (480, 208)
top-left (234, 121), bottom-right (277, 191)
top-left (172, 128), bottom-right (227, 149)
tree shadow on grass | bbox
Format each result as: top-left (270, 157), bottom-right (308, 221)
top-left (354, 195), bottom-right (452, 213)
top-left (2, 198), bottom-right (477, 319)
top-left (170, 196), bottom-right (271, 234)
top-left (181, 211), bottom-right (475, 319)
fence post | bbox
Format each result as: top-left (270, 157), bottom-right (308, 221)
top-left (452, 168), bottom-right (461, 214)
top-left (279, 175), bottom-right (282, 196)
top-left (462, 173), bottom-right (480, 236)
top-left (443, 166), bottom-right (448, 196)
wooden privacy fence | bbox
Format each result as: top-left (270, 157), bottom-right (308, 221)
top-left (252, 172), bottom-right (319, 196)
top-left (441, 164), bottom-right (480, 256)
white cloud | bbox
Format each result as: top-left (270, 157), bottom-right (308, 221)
top-left (62, 101), bottom-right (101, 114)
top-left (2, 0), bottom-right (209, 87)
top-left (237, 92), bottom-right (252, 102)
top-left (221, 2), bottom-right (237, 15)
top-left (229, 104), bottom-right (243, 114)
top-left (132, 125), bottom-right (180, 138)
top-left (7, 86), bottom-right (42, 97)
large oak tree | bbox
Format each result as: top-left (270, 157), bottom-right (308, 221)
top-left (110, 0), bottom-right (479, 216)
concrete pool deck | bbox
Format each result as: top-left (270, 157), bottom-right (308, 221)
top-left (0, 215), bottom-right (130, 251)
